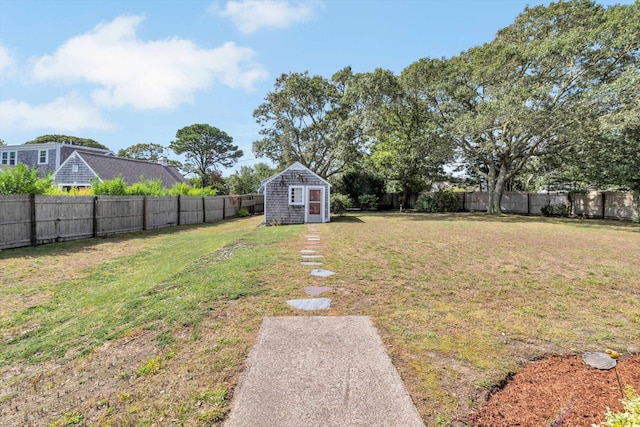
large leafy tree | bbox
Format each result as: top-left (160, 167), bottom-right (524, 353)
top-left (170, 124), bottom-right (242, 187)
top-left (252, 71), bottom-right (360, 179)
top-left (25, 135), bottom-right (109, 150)
top-left (424, 0), bottom-right (638, 213)
top-left (117, 143), bottom-right (167, 160)
top-left (348, 67), bottom-right (453, 206)
top-left (226, 163), bottom-right (275, 195)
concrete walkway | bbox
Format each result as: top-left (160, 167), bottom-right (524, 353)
top-left (224, 316), bottom-right (424, 427)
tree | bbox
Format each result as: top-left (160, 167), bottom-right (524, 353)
top-left (226, 163), bottom-right (275, 195)
top-left (348, 68), bottom-right (453, 206)
top-left (253, 71), bottom-right (360, 179)
top-left (422, 0), bottom-right (639, 213)
top-left (117, 143), bottom-right (167, 160)
top-left (0, 139), bottom-right (5, 146)
top-left (169, 124), bottom-right (243, 187)
top-left (25, 135), bottom-right (109, 150)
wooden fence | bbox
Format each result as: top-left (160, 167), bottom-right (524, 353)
top-left (457, 191), bottom-right (638, 221)
top-left (0, 194), bottom-right (264, 250)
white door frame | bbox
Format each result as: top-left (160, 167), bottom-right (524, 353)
top-left (304, 186), bottom-right (325, 223)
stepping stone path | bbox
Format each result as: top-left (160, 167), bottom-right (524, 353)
top-left (289, 225), bottom-right (335, 310)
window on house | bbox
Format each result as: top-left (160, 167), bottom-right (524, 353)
top-left (1, 151), bottom-right (16, 165)
top-left (38, 149), bottom-right (48, 164)
top-left (289, 185), bottom-right (304, 205)
top-left (72, 164), bottom-right (79, 173)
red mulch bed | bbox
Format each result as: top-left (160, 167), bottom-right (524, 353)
top-left (470, 354), bottom-right (640, 427)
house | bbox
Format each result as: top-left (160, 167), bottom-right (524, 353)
top-left (53, 151), bottom-right (186, 189)
top-left (0, 142), bottom-right (114, 176)
top-left (258, 162), bottom-right (330, 224)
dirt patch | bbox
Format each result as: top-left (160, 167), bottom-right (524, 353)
top-left (470, 354), bottom-right (640, 427)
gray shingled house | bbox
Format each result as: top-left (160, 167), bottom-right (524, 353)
top-left (258, 162), bottom-right (330, 224)
top-left (0, 142), bottom-right (114, 175)
top-left (53, 151), bottom-right (186, 189)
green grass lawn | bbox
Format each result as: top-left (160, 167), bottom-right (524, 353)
top-left (1, 213), bottom-right (638, 426)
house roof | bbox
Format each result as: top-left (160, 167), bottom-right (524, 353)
top-left (70, 152), bottom-right (186, 187)
top-left (258, 161), bottom-right (331, 193)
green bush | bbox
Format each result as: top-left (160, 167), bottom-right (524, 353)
top-left (415, 189), bottom-right (461, 213)
top-left (237, 207), bottom-right (250, 217)
top-left (593, 386), bottom-right (640, 427)
top-left (331, 194), bottom-right (352, 216)
top-left (358, 194), bottom-right (379, 211)
top-left (91, 176), bottom-right (128, 195)
top-left (541, 203), bottom-right (569, 217)
top-left (127, 179), bottom-right (167, 196)
top-left (0, 164), bottom-right (54, 194)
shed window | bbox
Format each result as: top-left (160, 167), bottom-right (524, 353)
top-left (1, 151), bottom-right (16, 165)
top-left (289, 185), bottom-right (304, 205)
top-left (72, 164), bottom-right (79, 173)
top-left (38, 149), bottom-right (48, 164)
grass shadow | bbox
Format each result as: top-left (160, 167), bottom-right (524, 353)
top-left (0, 219), bottom-right (254, 261)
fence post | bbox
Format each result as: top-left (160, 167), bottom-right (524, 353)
top-left (527, 192), bottom-right (531, 215)
top-left (93, 196), bottom-right (98, 238)
top-left (222, 196), bottom-right (226, 220)
top-left (601, 192), bottom-right (606, 219)
top-left (29, 194), bottom-right (37, 247)
top-left (143, 196), bottom-right (147, 230)
top-left (462, 192), bottom-right (466, 211)
top-left (177, 195), bottom-right (181, 226)
top-left (202, 197), bottom-right (206, 223)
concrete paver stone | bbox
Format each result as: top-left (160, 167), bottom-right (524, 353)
top-left (301, 261), bottom-right (323, 266)
top-left (304, 286), bottom-right (332, 296)
top-left (311, 269), bottom-right (336, 277)
top-left (225, 316), bottom-right (424, 427)
top-left (286, 298), bottom-right (332, 310)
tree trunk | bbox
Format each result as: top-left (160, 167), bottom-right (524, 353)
top-left (402, 186), bottom-right (410, 210)
top-left (487, 163), bottom-right (508, 214)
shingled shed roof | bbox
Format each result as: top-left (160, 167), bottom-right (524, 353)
top-left (258, 162), bottom-right (330, 193)
top-left (59, 151), bottom-right (186, 187)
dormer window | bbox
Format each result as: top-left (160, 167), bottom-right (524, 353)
top-left (38, 149), bottom-right (48, 164)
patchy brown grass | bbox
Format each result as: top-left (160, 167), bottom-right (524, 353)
top-left (1, 212), bottom-right (639, 426)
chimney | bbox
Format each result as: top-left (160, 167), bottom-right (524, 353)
top-left (157, 157), bottom-right (168, 166)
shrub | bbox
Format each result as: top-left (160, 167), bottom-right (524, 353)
top-left (331, 194), bottom-right (352, 216)
top-left (358, 194), bottom-right (379, 211)
top-left (593, 386), bottom-right (640, 427)
top-left (91, 176), bottom-right (128, 195)
top-left (0, 164), bottom-right (54, 194)
top-left (415, 189), bottom-right (461, 213)
top-left (237, 207), bottom-right (250, 217)
top-left (541, 203), bottom-right (569, 217)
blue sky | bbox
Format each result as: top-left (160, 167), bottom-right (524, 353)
top-left (0, 0), bottom-right (631, 174)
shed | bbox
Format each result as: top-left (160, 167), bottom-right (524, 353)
top-left (258, 162), bottom-right (330, 224)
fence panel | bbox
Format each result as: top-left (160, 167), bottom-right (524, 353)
top-left (573, 193), bottom-right (603, 218)
top-left (179, 196), bottom-right (204, 225)
top-left (500, 192), bottom-right (529, 213)
top-left (36, 196), bottom-right (94, 244)
top-left (464, 192), bottom-right (488, 211)
top-left (253, 195), bottom-right (264, 214)
top-left (145, 196), bottom-right (178, 229)
top-left (224, 196), bottom-right (242, 218)
top-left (204, 197), bottom-right (224, 222)
top-left (95, 196), bottom-right (144, 236)
top-left (529, 194), bottom-right (568, 215)
top-left (0, 195), bottom-right (31, 249)
top-left (603, 192), bottom-right (635, 221)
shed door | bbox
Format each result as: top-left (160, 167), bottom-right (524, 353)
top-left (306, 187), bottom-right (323, 223)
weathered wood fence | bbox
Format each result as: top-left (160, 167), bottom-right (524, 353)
top-left (0, 194), bottom-right (264, 250)
top-left (455, 191), bottom-right (638, 221)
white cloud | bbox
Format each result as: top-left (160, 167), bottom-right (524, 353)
top-left (0, 44), bottom-right (15, 74)
top-left (0, 92), bottom-right (112, 132)
top-left (30, 15), bottom-right (268, 110)
top-left (213, 0), bottom-right (323, 34)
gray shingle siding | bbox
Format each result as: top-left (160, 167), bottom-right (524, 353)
top-left (263, 167), bottom-right (330, 224)
top-left (54, 155), bottom-right (97, 186)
